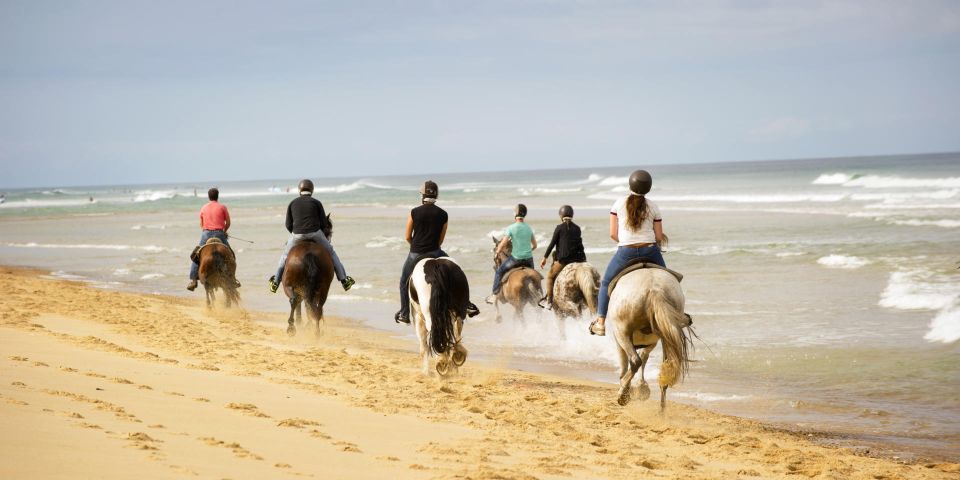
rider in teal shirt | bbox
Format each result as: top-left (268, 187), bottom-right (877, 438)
top-left (487, 204), bottom-right (537, 303)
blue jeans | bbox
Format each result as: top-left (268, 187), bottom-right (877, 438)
top-left (492, 256), bottom-right (534, 293)
top-left (399, 249), bottom-right (447, 316)
top-left (189, 230), bottom-right (230, 280)
top-left (274, 230), bottom-right (347, 283)
top-left (597, 245), bottom-right (666, 317)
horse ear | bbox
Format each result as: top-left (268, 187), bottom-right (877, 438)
top-left (491, 236), bottom-right (499, 244)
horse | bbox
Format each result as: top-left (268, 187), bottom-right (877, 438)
top-left (197, 238), bottom-right (240, 309)
top-left (607, 267), bottom-right (693, 412)
top-left (281, 214), bottom-right (334, 337)
top-left (490, 236), bottom-right (543, 322)
top-left (408, 256), bottom-right (471, 376)
top-left (549, 261), bottom-right (600, 320)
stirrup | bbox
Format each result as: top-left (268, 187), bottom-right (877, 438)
top-left (394, 311), bottom-right (410, 325)
top-left (341, 276), bottom-right (355, 291)
top-left (268, 275), bottom-right (279, 293)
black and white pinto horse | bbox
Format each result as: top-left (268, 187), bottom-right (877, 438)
top-left (608, 267), bottom-right (693, 411)
top-left (408, 256), bottom-right (471, 376)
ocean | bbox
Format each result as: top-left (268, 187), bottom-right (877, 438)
top-left (1, 152), bottom-right (958, 459)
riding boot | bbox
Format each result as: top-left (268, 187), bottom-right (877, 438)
top-left (394, 310), bottom-right (410, 324)
top-left (186, 279), bottom-right (198, 291)
top-left (465, 302), bottom-right (480, 317)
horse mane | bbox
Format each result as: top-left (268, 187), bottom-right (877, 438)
top-left (423, 258), bottom-right (469, 355)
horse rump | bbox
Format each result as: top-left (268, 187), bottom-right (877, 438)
top-left (423, 258), bottom-right (469, 355)
top-left (301, 250), bottom-right (331, 322)
top-left (209, 248), bottom-right (240, 305)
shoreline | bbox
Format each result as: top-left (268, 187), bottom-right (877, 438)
top-left (1, 265), bottom-right (958, 479)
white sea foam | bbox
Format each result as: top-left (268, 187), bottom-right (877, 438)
top-left (48, 270), bottom-right (87, 281)
top-left (812, 173), bottom-right (857, 185)
top-left (598, 175), bottom-right (628, 187)
top-left (844, 175), bottom-right (960, 189)
top-left (655, 193), bottom-right (848, 203)
top-left (113, 268), bottom-right (131, 276)
top-left (775, 252), bottom-right (806, 257)
top-left (133, 190), bottom-right (177, 202)
top-left (924, 303), bottom-right (960, 344)
top-left (0, 198), bottom-right (97, 209)
top-left (889, 219), bottom-right (960, 228)
top-left (675, 246), bottom-right (736, 256)
top-left (817, 255), bottom-right (870, 269)
top-left (878, 270), bottom-right (958, 311)
top-left (140, 273), bottom-right (165, 280)
top-left (364, 235), bottom-right (406, 249)
top-left (6, 242), bottom-right (177, 253)
top-left (671, 392), bottom-right (752, 402)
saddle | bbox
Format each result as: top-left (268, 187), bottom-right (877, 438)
top-left (190, 238), bottom-right (235, 263)
top-left (607, 258), bottom-right (683, 296)
top-left (501, 266), bottom-right (542, 287)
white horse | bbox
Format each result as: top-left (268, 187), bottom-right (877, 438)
top-left (607, 268), bottom-right (693, 411)
top-left (408, 257), bottom-right (471, 376)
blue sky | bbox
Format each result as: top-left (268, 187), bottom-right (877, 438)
top-left (1, 1), bottom-right (958, 188)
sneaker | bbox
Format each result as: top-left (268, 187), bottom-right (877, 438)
top-left (394, 310), bottom-right (410, 324)
top-left (465, 302), bottom-right (480, 318)
top-left (589, 319), bottom-right (606, 336)
top-left (186, 279), bottom-right (198, 291)
top-left (268, 275), bottom-right (279, 293)
top-left (234, 279), bottom-right (242, 288)
top-left (341, 276), bottom-right (355, 291)
top-left (485, 294), bottom-right (498, 305)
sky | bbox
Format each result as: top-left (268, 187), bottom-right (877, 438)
top-left (1, 0), bottom-right (959, 188)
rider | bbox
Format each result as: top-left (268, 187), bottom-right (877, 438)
top-left (187, 188), bottom-right (233, 291)
top-left (486, 204), bottom-right (537, 304)
top-left (538, 205), bottom-right (587, 308)
top-left (589, 170), bottom-right (665, 336)
top-left (268, 179), bottom-right (355, 293)
top-left (394, 180), bottom-right (479, 324)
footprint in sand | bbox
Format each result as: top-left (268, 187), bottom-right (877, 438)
top-left (225, 402), bottom-right (270, 418)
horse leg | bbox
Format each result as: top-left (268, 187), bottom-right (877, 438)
top-left (494, 299), bottom-right (502, 323)
top-left (660, 385), bottom-right (669, 413)
top-left (633, 344), bottom-right (654, 401)
top-left (613, 325), bottom-right (641, 406)
top-left (287, 295), bottom-right (300, 336)
top-left (295, 300), bottom-right (303, 326)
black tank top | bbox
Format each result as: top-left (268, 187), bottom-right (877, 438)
top-left (410, 203), bottom-right (448, 254)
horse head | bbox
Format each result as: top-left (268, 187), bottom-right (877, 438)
top-left (322, 213), bottom-right (333, 240)
top-left (491, 236), bottom-right (512, 270)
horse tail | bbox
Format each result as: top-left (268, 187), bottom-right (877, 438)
top-left (523, 272), bottom-right (542, 305)
top-left (213, 249), bottom-right (241, 305)
top-left (649, 290), bottom-right (691, 388)
top-left (575, 264), bottom-right (600, 314)
top-left (303, 252), bottom-right (325, 321)
top-left (424, 259), bottom-right (468, 355)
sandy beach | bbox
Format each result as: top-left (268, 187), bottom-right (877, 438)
top-left (0, 266), bottom-right (956, 479)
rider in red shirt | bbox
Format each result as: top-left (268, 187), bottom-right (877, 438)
top-left (187, 188), bottom-right (236, 291)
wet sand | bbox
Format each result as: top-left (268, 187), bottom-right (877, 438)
top-left (1, 266), bottom-right (957, 479)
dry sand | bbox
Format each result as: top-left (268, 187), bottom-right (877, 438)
top-left (1, 267), bottom-right (957, 479)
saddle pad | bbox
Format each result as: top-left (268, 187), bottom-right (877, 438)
top-left (501, 266), bottom-right (542, 286)
top-left (204, 237), bottom-right (224, 245)
top-left (607, 260), bottom-right (683, 296)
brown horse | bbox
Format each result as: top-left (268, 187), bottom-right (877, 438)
top-left (197, 238), bottom-right (240, 309)
top-left (281, 215), bottom-right (334, 337)
top-left (491, 236), bottom-right (543, 322)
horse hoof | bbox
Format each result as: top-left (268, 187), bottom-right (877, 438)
top-left (286, 325), bottom-right (296, 337)
top-left (436, 360), bottom-right (450, 376)
top-left (617, 391), bottom-right (632, 406)
top-left (635, 383), bottom-right (651, 401)
top-left (452, 347), bottom-right (467, 367)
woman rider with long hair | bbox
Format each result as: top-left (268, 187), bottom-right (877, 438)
top-left (589, 169), bottom-right (665, 336)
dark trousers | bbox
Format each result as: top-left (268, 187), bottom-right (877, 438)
top-left (399, 249), bottom-right (447, 316)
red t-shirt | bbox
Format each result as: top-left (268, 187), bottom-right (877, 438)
top-left (200, 201), bottom-right (230, 231)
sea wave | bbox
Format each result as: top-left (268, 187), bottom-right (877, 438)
top-left (140, 273), bottom-right (165, 280)
top-left (0, 198), bottom-right (97, 209)
top-left (924, 302), bottom-right (960, 344)
top-left (814, 173), bottom-right (960, 189)
top-left (888, 219), bottom-right (960, 228)
top-left (133, 190), bottom-right (177, 202)
top-left (597, 175), bottom-right (628, 187)
top-left (364, 235), bottom-right (406, 249)
top-left (817, 254), bottom-right (870, 269)
top-left (6, 242), bottom-right (178, 253)
top-left (878, 270), bottom-right (958, 311)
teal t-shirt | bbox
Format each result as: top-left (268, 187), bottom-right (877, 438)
top-left (505, 221), bottom-right (534, 260)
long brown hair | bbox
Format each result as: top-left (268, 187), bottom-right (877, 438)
top-left (625, 195), bottom-right (648, 231)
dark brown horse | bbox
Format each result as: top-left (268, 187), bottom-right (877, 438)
top-left (197, 238), bottom-right (240, 308)
top-left (282, 214), bottom-right (334, 337)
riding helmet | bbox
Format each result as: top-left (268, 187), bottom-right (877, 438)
top-left (420, 180), bottom-right (438, 199)
top-left (559, 205), bottom-right (573, 218)
top-left (298, 179), bottom-right (314, 195)
top-left (514, 203), bottom-right (527, 218)
top-left (628, 170), bottom-right (652, 195)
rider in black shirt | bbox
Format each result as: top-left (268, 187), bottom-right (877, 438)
top-left (394, 180), bottom-right (478, 324)
top-left (539, 205), bottom-right (587, 307)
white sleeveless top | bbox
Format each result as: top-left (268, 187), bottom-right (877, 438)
top-left (611, 196), bottom-right (661, 246)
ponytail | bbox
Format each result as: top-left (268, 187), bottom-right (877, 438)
top-left (625, 195), bottom-right (648, 232)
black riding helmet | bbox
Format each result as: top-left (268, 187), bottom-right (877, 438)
top-left (559, 205), bottom-right (573, 219)
top-left (420, 180), bottom-right (438, 199)
top-left (629, 170), bottom-right (652, 195)
top-left (514, 203), bottom-right (527, 218)
top-left (298, 179), bottom-right (314, 195)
